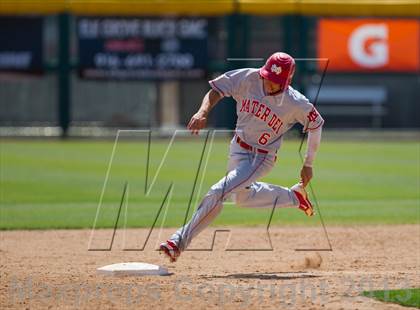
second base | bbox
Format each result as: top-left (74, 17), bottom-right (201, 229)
top-left (97, 262), bottom-right (169, 276)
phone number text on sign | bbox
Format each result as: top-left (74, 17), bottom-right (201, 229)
top-left (94, 53), bottom-right (194, 69)
top-left (77, 17), bottom-right (208, 80)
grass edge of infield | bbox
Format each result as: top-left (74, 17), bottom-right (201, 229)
top-left (362, 288), bottom-right (420, 308)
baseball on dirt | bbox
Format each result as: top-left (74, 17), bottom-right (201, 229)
top-left (304, 252), bottom-right (323, 269)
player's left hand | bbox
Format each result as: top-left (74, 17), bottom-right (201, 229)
top-left (300, 166), bottom-right (313, 187)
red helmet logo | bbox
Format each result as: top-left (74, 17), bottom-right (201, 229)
top-left (260, 52), bottom-right (295, 91)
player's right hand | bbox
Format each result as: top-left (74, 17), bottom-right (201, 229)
top-left (187, 111), bottom-right (207, 135)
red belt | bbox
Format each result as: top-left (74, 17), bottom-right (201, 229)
top-left (236, 136), bottom-right (269, 154)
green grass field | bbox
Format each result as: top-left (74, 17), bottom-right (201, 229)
top-left (0, 137), bottom-right (419, 229)
top-left (363, 288), bottom-right (420, 308)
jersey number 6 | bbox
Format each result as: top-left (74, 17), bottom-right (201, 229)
top-left (258, 132), bottom-right (271, 145)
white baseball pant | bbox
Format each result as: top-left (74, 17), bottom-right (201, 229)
top-left (169, 137), bottom-right (300, 251)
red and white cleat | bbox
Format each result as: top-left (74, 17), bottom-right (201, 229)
top-left (159, 240), bottom-right (180, 263)
top-left (291, 183), bottom-right (315, 217)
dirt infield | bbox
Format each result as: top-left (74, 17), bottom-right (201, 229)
top-left (1, 225), bottom-right (419, 309)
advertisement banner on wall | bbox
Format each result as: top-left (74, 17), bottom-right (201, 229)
top-left (318, 19), bottom-right (420, 72)
top-left (0, 17), bottom-right (43, 73)
top-left (77, 17), bottom-right (208, 80)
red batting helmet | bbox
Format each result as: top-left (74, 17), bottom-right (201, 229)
top-left (259, 52), bottom-right (295, 91)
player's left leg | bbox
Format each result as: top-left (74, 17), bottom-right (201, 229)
top-left (233, 182), bottom-right (296, 208)
top-left (232, 181), bottom-right (314, 216)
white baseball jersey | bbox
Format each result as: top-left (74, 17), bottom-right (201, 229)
top-left (209, 68), bottom-right (324, 152)
top-left (166, 67), bottom-right (324, 254)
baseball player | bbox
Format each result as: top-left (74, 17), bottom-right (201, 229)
top-left (160, 52), bottom-right (324, 262)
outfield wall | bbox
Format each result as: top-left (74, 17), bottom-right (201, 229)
top-left (1, 0), bottom-right (419, 16)
top-left (0, 2), bottom-right (419, 135)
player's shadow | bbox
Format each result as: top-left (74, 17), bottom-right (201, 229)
top-left (202, 271), bottom-right (320, 280)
